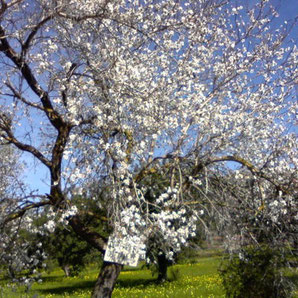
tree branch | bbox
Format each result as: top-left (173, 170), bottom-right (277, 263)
top-left (0, 26), bottom-right (65, 130)
top-left (205, 155), bottom-right (290, 194)
top-left (0, 124), bottom-right (52, 168)
top-left (21, 15), bottom-right (52, 56)
top-left (5, 81), bottom-right (44, 111)
top-left (69, 215), bottom-right (107, 253)
top-left (0, 0), bottom-right (7, 17)
top-left (2, 200), bottom-right (51, 227)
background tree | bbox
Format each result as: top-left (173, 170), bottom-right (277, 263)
top-left (0, 0), bottom-right (296, 297)
top-left (40, 195), bottom-right (108, 277)
top-left (0, 144), bottom-right (46, 282)
top-left (40, 222), bottom-right (98, 277)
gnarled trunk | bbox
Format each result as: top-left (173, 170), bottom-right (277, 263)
top-left (92, 262), bottom-right (122, 298)
top-left (69, 216), bottom-right (122, 297)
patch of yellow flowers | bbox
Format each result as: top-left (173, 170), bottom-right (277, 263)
top-left (113, 272), bottom-right (224, 298)
top-left (42, 264), bottom-right (225, 298)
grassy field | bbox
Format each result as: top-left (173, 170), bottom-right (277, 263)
top-left (1, 255), bottom-right (297, 298)
top-left (0, 257), bottom-right (225, 298)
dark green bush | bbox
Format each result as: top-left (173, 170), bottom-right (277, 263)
top-left (220, 245), bottom-right (292, 298)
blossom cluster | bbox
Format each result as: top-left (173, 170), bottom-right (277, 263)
top-left (44, 205), bottom-right (78, 232)
top-left (105, 184), bottom-right (199, 265)
top-left (148, 187), bottom-right (198, 259)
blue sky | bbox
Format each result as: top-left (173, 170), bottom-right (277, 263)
top-left (21, 0), bottom-right (297, 195)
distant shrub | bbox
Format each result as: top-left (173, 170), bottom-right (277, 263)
top-left (220, 245), bottom-right (292, 298)
top-left (168, 266), bottom-right (181, 281)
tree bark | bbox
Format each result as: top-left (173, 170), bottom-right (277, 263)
top-left (91, 262), bottom-right (122, 298)
top-left (62, 265), bottom-right (70, 277)
top-left (8, 265), bottom-right (15, 279)
top-left (157, 254), bottom-right (168, 283)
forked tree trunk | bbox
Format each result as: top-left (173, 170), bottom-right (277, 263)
top-left (92, 262), bottom-right (123, 298)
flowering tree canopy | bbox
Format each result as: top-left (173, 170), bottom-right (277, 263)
top-left (0, 0), bottom-right (297, 297)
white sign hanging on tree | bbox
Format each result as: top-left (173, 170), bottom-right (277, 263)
top-left (104, 235), bottom-right (146, 267)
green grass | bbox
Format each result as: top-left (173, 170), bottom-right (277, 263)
top-left (1, 256), bottom-right (297, 298)
top-left (0, 257), bottom-right (224, 298)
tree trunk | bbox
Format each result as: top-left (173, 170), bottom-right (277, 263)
top-left (91, 262), bottom-right (122, 298)
top-left (8, 265), bottom-right (15, 279)
top-left (62, 264), bottom-right (70, 277)
top-left (157, 254), bottom-right (168, 282)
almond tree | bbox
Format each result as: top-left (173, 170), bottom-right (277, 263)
top-left (0, 0), bottom-right (296, 297)
top-left (0, 145), bottom-right (38, 280)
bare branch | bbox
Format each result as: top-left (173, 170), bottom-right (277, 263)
top-left (2, 200), bottom-right (50, 226)
top-left (21, 15), bottom-right (53, 56)
top-left (0, 0), bottom-right (7, 17)
top-left (0, 26), bottom-right (66, 130)
top-left (205, 155), bottom-right (290, 194)
top-left (0, 124), bottom-right (52, 168)
top-left (5, 81), bottom-right (44, 111)
top-left (69, 215), bottom-right (107, 253)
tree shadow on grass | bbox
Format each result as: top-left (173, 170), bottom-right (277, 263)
top-left (39, 275), bottom-right (67, 283)
top-left (37, 280), bottom-right (95, 296)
